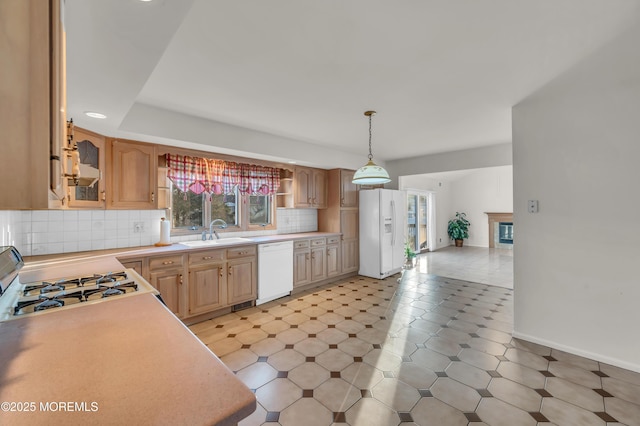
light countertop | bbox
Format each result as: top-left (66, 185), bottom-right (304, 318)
top-left (0, 294), bottom-right (256, 425)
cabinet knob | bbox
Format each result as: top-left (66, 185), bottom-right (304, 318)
top-left (228, 266), bottom-right (232, 276)
top-left (151, 192), bottom-right (155, 203)
top-left (179, 274), bottom-right (183, 285)
top-left (101, 190), bottom-right (106, 201)
top-left (219, 268), bottom-right (223, 278)
top-left (202, 256), bottom-right (212, 260)
top-left (162, 260), bottom-right (173, 265)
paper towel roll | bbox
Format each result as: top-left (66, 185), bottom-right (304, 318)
top-left (158, 217), bottom-right (171, 246)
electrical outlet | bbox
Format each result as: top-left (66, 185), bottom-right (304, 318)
top-left (528, 200), bottom-right (539, 213)
top-left (133, 222), bottom-right (144, 233)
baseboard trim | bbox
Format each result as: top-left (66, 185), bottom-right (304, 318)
top-left (512, 331), bottom-right (640, 374)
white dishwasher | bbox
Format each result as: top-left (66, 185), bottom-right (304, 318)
top-left (257, 241), bottom-right (293, 305)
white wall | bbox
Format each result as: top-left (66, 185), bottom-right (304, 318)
top-left (400, 166), bottom-right (513, 250)
top-left (451, 166), bottom-right (513, 247)
top-left (513, 18), bottom-right (640, 372)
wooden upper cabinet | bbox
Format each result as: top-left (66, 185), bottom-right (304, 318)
top-left (67, 127), bottom-right (106, 208)
top-left (294, 167), bottom-right (327, 208)
top-left (107, 139), bottom-right (157, 209)
top-left (0, 0), bottom-right (64, 209)
top-left (340, 169), bottom-right (358, 208)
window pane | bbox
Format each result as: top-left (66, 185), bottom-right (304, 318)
top-left (249, 195), bottom-right (271, 225)
top-left (172, 188), bottom-right (204, 229)
top-left (211, 192), bottom-right (238, 226)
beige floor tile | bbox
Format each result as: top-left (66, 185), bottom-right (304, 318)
top-left (224, 318), bottom-right (255, 335)
top-left (268, 305), bottom-right (295, 318)
top-left (317, 327), bottom-right (349, 344)
top-left (425, 336), bottom-right (462, 357)
top-left (430, 377), bottom-right (481, 412)
top-left (408, 319), bottom-right (442, 334)
top-left (504, 348), bottom-right (549, 370)
top-left (600, 362), bottom-right (640, 387)
top-left (363, 348), bottom-right (403, 372)
top-left (338, 338), bottom-right (373, 357)
top-left (275, 328), bottom-right (308, 345)
top-left (549, 349), bottom-right (600, 371)
top-left (234, 328), bottom-right (268, 345)
top-left (445, 361), bottom-right (492, 389)
top-left (468, 337), bottom-right (508, 356)
top-left (394, 362), bottom-right (438, 390)
top-left (282, 312), bottom-right (311, 325)
top-left (279, 398), bottom-right (333, 426)
top-left (249, 337), bottom-right (285, 357)
top-left (410, 397), bottom-right (468, 426)
top-left (545, 377), bottom-right (604, 412)
top-left (335, 319), bottom-right (367, 334)
top-left (236, 362), bottom-right (278, 389)
top-left (288, 362), bottom-right (330, 389)
top-left (496, 361), bottom-right (546, 389)
top-left (220, 348), bottom-right (258, 372)
top-left (341, 362), bottom-right (384, 390)
top-left (458, 348), bottom-right (499, 371)
top-left (345, 397), bottom-right (400, 426)
top-left (255, 378), bottom-right (302, 411)
top-left (357, 327), bottom-right (389, 344)
top-left (301, 306), bottom-right (328, 318)
top-left (298, 319), bottom-right (329, 334)
top-left (510, 337), bottom-right (552, 356)
top-left (382, 337), bottom-right (418, 357)
top-left (260, 319), bottom-right (291, 334)
top-left (394, 327), bottom-right (431, 345)
top-left (488, 377), bottom-right (542, 412)
top-left (548, 361), bottom-right (602, 389)
top-left (316, 349), bottom-right (354, 371)
top-left (294, 338), bottom-right (330, 357)
top-left (411, 348), bottom-right (452, 372)
top-left (604, 396), bottom-right (640, 426)
top-left (208, 337), bottom-right (242, 357)
top-left (267, 348), bottom-right (306, 371)
top-left (237, 402), bottom-right (267, 426)
top-left (437, 326), bottom-right (472, 343)
top-left (372, 378), bottom-right (421, 411)
top-left (476, 327), bottom-right (512, 344)
top-left (541, 397), bottom-right (607, 426)
top-left (476, 397), bottom-right (536, 426)
top-left (314, 378), bottom-right (361, 412)
top-left (317, 312), bottom-right (345, 325)
top-left (602, 376), bottom-right (640, 405)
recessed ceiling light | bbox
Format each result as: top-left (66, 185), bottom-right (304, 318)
top-left (84, 111), bottom-right (107, 119)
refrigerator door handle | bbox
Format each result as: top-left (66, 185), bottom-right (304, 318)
top-left (391, 199), bottom-right (396, 247)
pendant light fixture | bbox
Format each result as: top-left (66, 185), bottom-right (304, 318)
top-left (352, 110), bottom-right (391, 185)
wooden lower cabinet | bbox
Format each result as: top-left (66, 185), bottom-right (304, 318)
top-left (294, 249), bottom-right (311, 288)
top-left (188, 262), bottom-right (226, 315)
top-left (150, 269), bottom-right (185, 318)
top-left (310, 247), bottom-right (327, 282)
top-left (341, 239), bottom-right (359, 273)
top-left (326, 243), bottom-right (341, 278)
top-left (227, 257), bottom-right (257, 305)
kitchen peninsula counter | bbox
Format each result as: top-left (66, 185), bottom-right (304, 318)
top-left (0, 293), bottom-right (256, 425)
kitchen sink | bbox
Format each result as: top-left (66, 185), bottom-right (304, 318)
top-left (179, 238), bottom-right (253, 248)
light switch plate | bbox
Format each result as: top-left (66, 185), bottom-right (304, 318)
top-left (528, 200), bottom-right (538, 213)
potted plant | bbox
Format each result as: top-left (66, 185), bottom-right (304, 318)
top-left (404, 243), bottom-right (417, 267)
top-left (447, 212), bottom-right (470, 247)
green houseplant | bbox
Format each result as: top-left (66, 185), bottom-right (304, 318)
top-left (447, 212), bottom-right (470, 247)
top-left (404, 242), bottom-right (417, 267)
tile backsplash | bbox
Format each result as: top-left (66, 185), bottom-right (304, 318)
top-left (0, 208), bottom-right (317, 257)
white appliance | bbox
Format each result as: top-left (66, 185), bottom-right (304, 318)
top-left (359, 189), bottom-right (407, 279)
top-left (257, 241), bottom-right (293, 305)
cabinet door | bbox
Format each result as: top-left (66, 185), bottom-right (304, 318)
top-left (150, 270), bottom-right (184, 318)
top-left (68, 127), bottom-right (106, 208)
top-left (326, 244), bottom-right (341, 278)
top-left (189, 262), bottom-right (227, 315)
top-left (294, 167), bottom-right (312, 208)
top-left (227, 258), bottom-right (257, 305)
top-left (341, 239), bottom-right (359, 274)
top-left (310, 247), bottom-right (327, 282)
top-left (312, 169), bottom-right (327, 208)
top-left (340, 209), bottom-right (359, 240)
top-left (109, 140), bottom-right (156, 209)
top-left (340, 170), bottom-right (358, 207)
top-left (121, 259), bottom-right (143, 276)
top-left (293, 249), bottom-right (311, 287)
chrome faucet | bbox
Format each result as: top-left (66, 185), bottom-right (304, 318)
top-left (209, 219), bottom-right (228, 240)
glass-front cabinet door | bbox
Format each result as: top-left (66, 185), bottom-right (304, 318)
top-left (67, 127), bottom-right (105, 208)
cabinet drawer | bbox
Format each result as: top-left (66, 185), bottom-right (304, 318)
top-left (227, 245), bottom-right (256, 259)
top-left (327, 236), bottom-right (341, 244)
top-left (149, 254), bottom-right (184, 271)
top-left (188, 249), bottom-right (225, 265)
top-left (311, 238), bottom-right (326, 247)
top-left (294, 240), bottom-right (310, 249)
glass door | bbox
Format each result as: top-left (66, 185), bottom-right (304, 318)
top-left (406, 191), bottom-right (430, 253)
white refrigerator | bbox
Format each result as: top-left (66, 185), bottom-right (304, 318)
top-left (359, 189), bottom-right (407, 279)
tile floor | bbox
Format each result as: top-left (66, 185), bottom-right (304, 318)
top-left (189, 267), bottom-right (639, 425)
top-left (420, 247), bottom-right (513, 289)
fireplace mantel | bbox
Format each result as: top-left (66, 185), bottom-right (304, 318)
top-left (485, 212), bottom-right (513, 248)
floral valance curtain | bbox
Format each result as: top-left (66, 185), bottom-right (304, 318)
top-left (166, 154), bottom-right (280, 195)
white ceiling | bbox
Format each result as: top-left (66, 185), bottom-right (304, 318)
top-left (65, 0), bottom-right (639, 167)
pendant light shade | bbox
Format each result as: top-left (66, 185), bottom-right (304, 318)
top-left (352, 111), bottom-right (391, 185)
